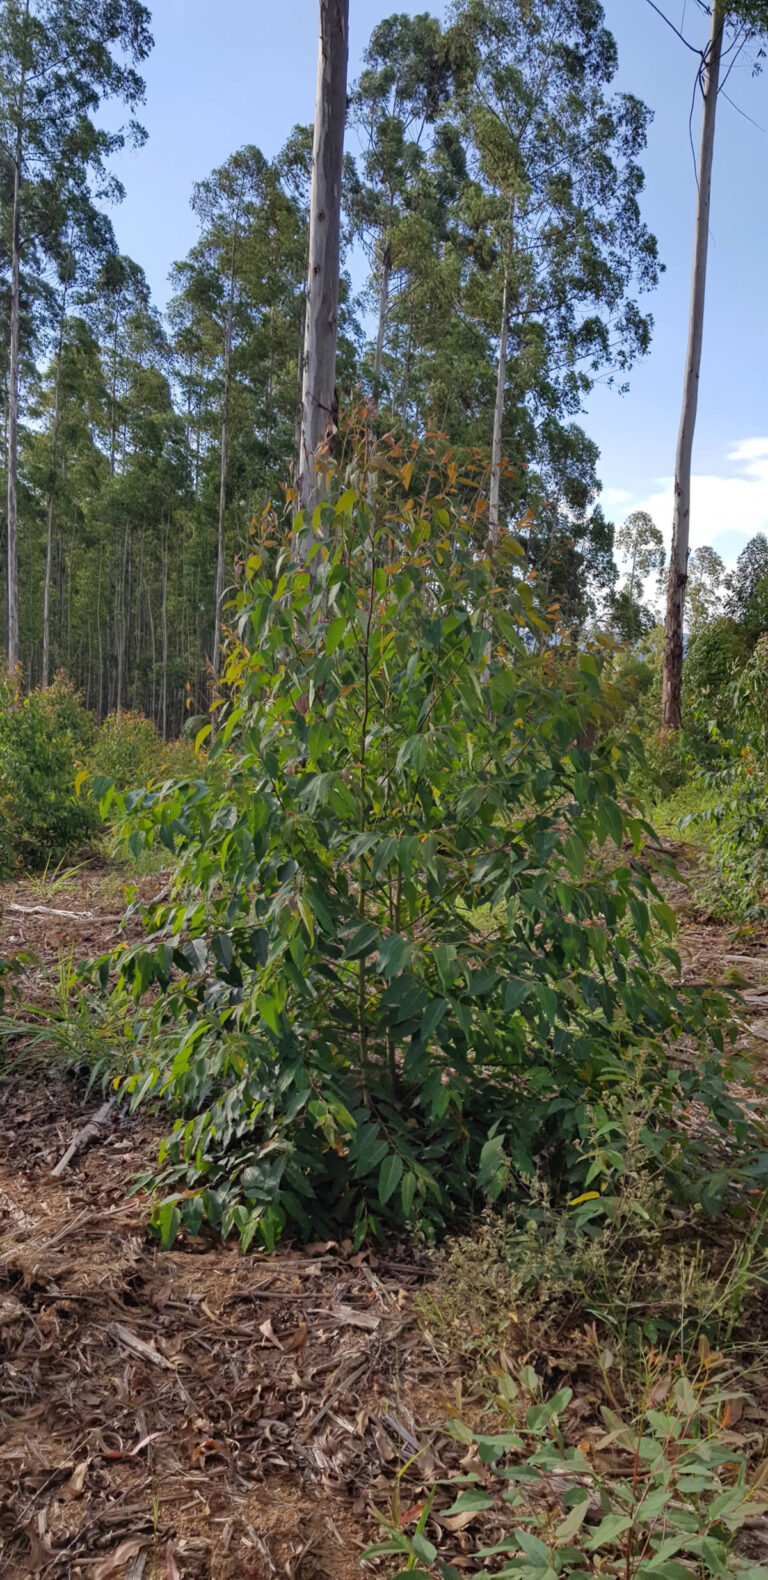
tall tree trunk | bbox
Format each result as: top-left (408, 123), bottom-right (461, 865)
top-left (212, 296), bottom-right (233, 684)
top-left (6, 31), bottom-right (27, 674)
top-left (373, 239), bottom-right (392, 386)
top-left (297, 0), bottom-right (349, 536)
top-left (488, 269), bottom-right (510, 548)
top-left (146, 581), bottom-right (156, 722)
top-left (96, 545), bottom-right (104, 720)
top-left (161, 523), bottom-right (169, 741)
top-left (662, 1), bottom-right (724, 731)
top-left (41, 300), bottom-right (68, 687)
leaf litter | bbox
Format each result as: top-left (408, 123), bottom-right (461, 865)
top-left (3, 860), bottom-right (768, 1576)
top-left (0, 871), bottom-right (442, 1579)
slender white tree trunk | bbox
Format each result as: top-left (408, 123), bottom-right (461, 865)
top-left (373, 240), bottom-right (391, 385)
top-left (6, 96), bottom-right (24, 673)
top-left (42, 300), bottom-right (68, 687)
top-left (662, 1), bottom-right (724, 731)
top-left (488, 270), bottom-right (510, 548)
top-left (212, 209), bottom-right (240, 694)
top-left (212, 305), bottom-right (232, 683)
top-left (161, 523), bottom-right (168, 741)
top-left (297, 0), bottom-right (349, 542)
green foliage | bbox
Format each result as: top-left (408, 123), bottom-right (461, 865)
top-left (363, 1359), bottom-right (768, 1580)
top-left (87, 710), bottom-right (196, 793)
top-left (91, 455), bottom-right (746, 1253)
top-left (688, 546), bottom-right (728, 635)
top-left (684, 620), bottom-right (750, 736)
top-left (686, 638), bottom-right (768, 921)
top-left (727, 535), bottom-right (768, 641)
top-left (0, 675), bottom-right (98, 874)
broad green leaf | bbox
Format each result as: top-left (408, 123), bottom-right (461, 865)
top-left (378, 1152), bottom-right (404, 1206)
top-left (325, 615), bottom-right (347, 655)
top-left (587, 1513), bottom-right (633, 1549)
top-left (556, 1496), bottom-right (589, 1540)
top-left (441, 1489), bottom-right (495, 1515)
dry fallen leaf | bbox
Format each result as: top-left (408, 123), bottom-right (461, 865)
top-left (165, 1544), bottom-right (181, 1580)
top-left (436, 1509), bottom-right (480, 1534)
top-left (62, 1459), bottom-right (88, 1499)
top-left (400, 1500), bottom-right (428, 1525)
top-left (93, 1537), bottom-right (149, 1579)
top-left (191, 1438), bottom-right (228, 1466)
top-left (24, 1525), bottom-right (53, 1573)
top-left (284, 1320), bottom-right (309, 1353)
top-left (646, 1372), bottom-right (672, 1407)
top-left (258, 1316), bottom-right (284, 1349)
top-left (333, 1304), bottom-right (380, 1331)
top-left (129, 1431), bottom-right (166, 1456)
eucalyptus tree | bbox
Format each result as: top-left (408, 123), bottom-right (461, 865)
top-left (607, 509), bottom-right (665, 642)
top-left (21, 314), bottom-right (108, 687)
top-left (39, 201), bottom-right (118, 686)
top-left (0, 0), bottom-right (152, 673)
top-left (657, 0), bottom-right (768, 729)
top-left (349, 12), bottom-right (450, 392)
top-left (443, 0), bottom-right (660, 549)
top-left (616, 510), bottom-right (665, 608)
top-left (170, 147), bottom-right (307, 679)
top-left (687, 544), bottom-right (727, 632)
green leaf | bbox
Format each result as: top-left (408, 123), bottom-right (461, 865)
top-left (441, 1489), bottom-right (495, 1515)
top-left (597, 797), bottom-right (624, 847)
top-left (156, 1199), bottom-right (181, 1249)
top-left (378, 1153), bottom-right (404, 1206)
top-left (514, 1527), bottom-right (551, 1562)
top-left (587, 1513), bottom-right (633, 1549)
top-left (411, 1534), bottom-right (437, 1563)
top-left (343, 923), bottom-right (381, 960)
top-left (361, 1541), bottom-right (409, 1559)
top-left (504, 979), bottom-right (533, 1013)
top-left (556, 1496), bottom-right (589, 1540)
top-left (401, 1171), bottom-right (417, 1218)
top-left (325, 615), bottom-right (347, 655)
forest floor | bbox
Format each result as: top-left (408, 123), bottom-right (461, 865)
top-left (2, 856), bottom-right (768, 1580)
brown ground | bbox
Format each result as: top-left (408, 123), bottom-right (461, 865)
top-left (0, 869), bottom-right (455, 1579)
top-left (1, 856), bottom-right (768, 1580)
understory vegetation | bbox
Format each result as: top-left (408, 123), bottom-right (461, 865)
top-left (4, 445), bottom-right (768, 1579)
top-left (4, 1), bottom-right (768, 1574)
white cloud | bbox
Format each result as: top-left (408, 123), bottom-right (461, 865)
top-left (604, 436), bottom-right (768, 569)
top-left (727, 438), bottom-right (768, 465)
top-left (600, 486), bottom-right (633, 509)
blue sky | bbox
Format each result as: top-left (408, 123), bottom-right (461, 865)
top-left (108, 1), bottom-right (768, 573)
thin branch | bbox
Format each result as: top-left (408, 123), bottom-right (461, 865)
top-left (643, 0), bottom-right (704, 54)
top-left (721, 87), bottom-right (766, 131)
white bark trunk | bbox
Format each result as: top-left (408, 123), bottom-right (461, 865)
top-left (42, 301), bottom-right (68, 688)
top-left (373, 240), bottom-right (391, 385)
top-left (662, 1), bottom-right (724, 731)
top-left (212, 307), bottom-right (232, 683)
top-left (488, 270), bottom-right (510, 548)
top-left (6, 108), bottom-right (23, 672)
top-left (297, 0), bottom-right (349, 542)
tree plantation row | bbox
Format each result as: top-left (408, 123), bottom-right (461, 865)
top-left (0, 0), bottom-right (668, 735)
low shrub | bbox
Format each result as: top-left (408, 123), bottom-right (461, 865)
top-left (685, 638), bottom-right (768, 921)
top-left (0, 673), bottom-right (98, 873)
top-left (364, 1355), bottom-right (768, 1580)
top-left (87, 710), bottom-right (197, 793)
